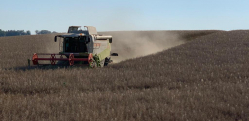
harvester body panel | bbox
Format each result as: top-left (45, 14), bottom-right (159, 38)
top-left (93, 40), bottom-right (111, 61)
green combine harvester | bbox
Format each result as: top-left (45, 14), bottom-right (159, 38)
top-left (31, 26), bottom-right (118, 67)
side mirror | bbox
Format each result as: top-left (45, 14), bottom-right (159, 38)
top-left (54, 36), bottom-right (57, 42)
top-left (109, 38), bottom-right (112, 43)
top-left (111, 53), bottom-right (118, 56)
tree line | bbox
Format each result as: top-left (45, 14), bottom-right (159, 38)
top-left (35, 30), bottom-right (57, 35)
top-left (0, 29), bottom-right (31, 37)
top-left (0, 29), bottom-right (58, 37)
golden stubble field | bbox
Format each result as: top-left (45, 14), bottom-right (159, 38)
top-left (1, 30), bottom-right (249, 121)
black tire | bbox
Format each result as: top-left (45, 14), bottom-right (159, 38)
top-left (104, 57), bottom-right (111, 66)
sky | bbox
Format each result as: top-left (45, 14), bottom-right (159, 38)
top-left (0, 0), bottom-right (248, 34)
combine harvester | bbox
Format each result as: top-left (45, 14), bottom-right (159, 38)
top-left (31, 26), bottom-right (118, 68)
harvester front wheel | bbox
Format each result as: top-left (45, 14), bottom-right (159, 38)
top-left (100, 59), bottom-right (105, 67)
top-left (89, 58), bottom-right (97, 68)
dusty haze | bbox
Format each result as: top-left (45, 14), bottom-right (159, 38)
top-left (101, 31), bottom-right (185, 62)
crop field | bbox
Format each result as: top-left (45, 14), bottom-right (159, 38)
top-left (0, 30), bottom-right (249, 121)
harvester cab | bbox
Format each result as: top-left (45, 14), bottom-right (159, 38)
top-left (32, 26), bottom-right (118, 67)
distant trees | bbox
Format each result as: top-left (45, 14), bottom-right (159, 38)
top-left (0, 29), bottom-right (58, 37)
top-left (0, 29), bottom-right (5, 36)
top-left (35, 30), bottom-right (57, 35)
top-left (26, 30), bottom-right (31, 35)
top-left (0, 29), bottom-right (31, 37)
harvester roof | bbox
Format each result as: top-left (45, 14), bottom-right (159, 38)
top-left (69, 26), bottom-right (81, 28)
top-left (67, 26), bottom-right (97, 35)
top-left (56, 33), bottom-right (87, 38)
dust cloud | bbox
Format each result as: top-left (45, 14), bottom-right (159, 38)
top-left (101, 31), bottom-right (186, 63)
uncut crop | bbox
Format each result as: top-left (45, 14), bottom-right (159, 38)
top-left (1, 30), bottom-right (248, 121)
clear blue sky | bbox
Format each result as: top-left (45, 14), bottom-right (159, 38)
top-left (0, 0), bottom-right (248, 34)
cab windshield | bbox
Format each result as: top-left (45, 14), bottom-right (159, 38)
top-left (64, 37), bottom-right (88, 52)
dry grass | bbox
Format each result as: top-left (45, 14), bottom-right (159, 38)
top-left (1, 30), bottom-right (248, 121)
